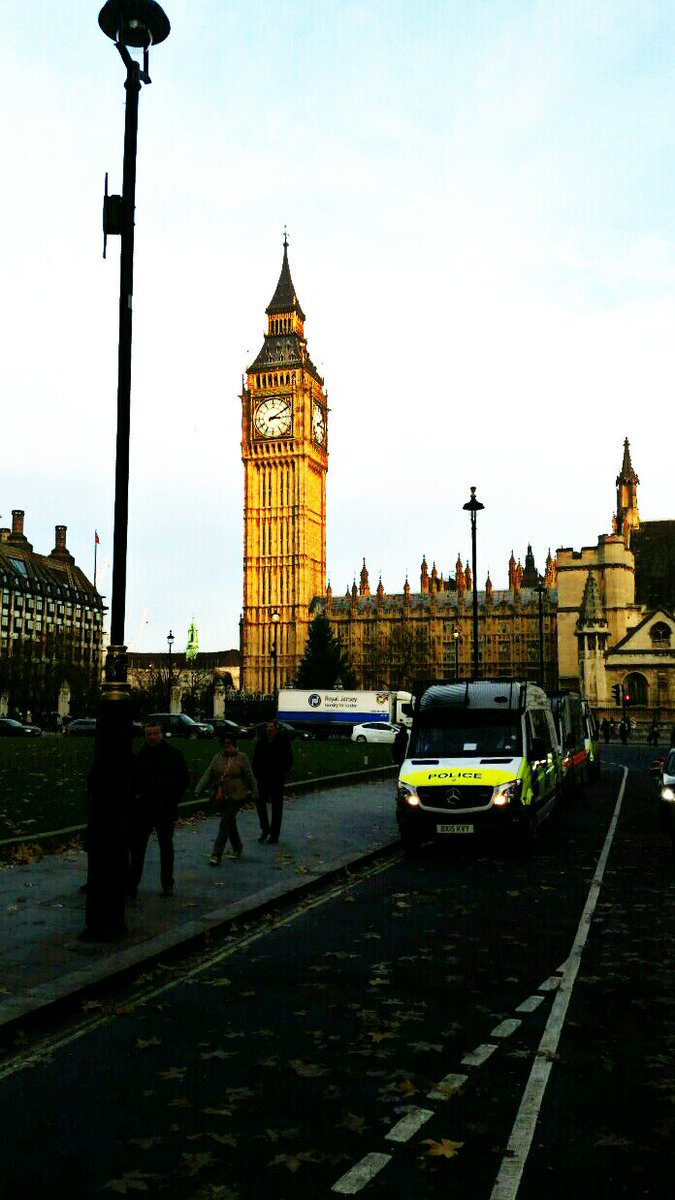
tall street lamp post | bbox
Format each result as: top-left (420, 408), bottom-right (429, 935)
top-left (462, 486), bottom-right (485, 680)
top-left (167, 629), bottom-right (174, 710)
top-left (82, 1), bottom-right (170, 942)
top-left (534, 579), bottom-right (546, 689)
top-left (453, 627), bottom-right (460, 680)
top-left (270, 610), bottom-right (280, 701)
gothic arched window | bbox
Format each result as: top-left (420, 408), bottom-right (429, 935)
top-left (624, 672), bottom-right (648, 707)
top-left (650, 621), bottom-right (671, 647)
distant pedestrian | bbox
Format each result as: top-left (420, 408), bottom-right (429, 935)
top-left (619, 719), bottom-right (628, 745)
top-left (647, 719), bottom-right (660, 746)
top-left (196, 733), bottom-right (257, 863)
top-left (252, 719), bottom-right (294, 844)
top-left (392, 724), bottom-right (409, 766)
top-left (128, 721), bottom-right (189, 898)
top-left (601, 717), bottom-right (610, 744)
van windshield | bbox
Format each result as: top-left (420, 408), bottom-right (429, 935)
top-left (409, 711), bottom-right (522, 759)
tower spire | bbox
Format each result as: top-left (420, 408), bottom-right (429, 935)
top-left (615, 437), bottom-right (640, 541)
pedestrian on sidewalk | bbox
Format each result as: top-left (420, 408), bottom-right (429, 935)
top-left (600, 717), bottom-right (610, 744)
top-left (252, 718), bottom-right (293, 844)
top-left (647, 719), bottom-right (660, 747)
top-left (392, 723), bottom-right (409, 767)
top-left (196, 733), bottom-right (257, 863)
top-left (128, 720), bottom-right (189, 898)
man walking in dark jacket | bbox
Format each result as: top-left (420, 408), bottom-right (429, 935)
top-left (128, 720), bottom-right (189, 898)
top-left (252, 718), bottom-right (293, 844)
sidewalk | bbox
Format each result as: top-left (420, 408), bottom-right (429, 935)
top-left (0, 776), bottom-right (399, 1034)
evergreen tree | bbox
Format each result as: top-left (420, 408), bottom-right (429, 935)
top-left (295, 614), bottom-right (357, 688)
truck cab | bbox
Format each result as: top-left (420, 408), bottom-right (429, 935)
top-left (396, 679), bottom-right (561, 852)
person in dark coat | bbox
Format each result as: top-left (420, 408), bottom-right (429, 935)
top-left (252, 719), bottom-right (294, 844)
top-left (128, 720), bottom-right (189, 898)
top-left (600, 717), bottom-right (610, 744)
top-left (392, 723), bottom-right (409, 766)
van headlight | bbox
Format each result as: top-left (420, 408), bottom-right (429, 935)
top-left (661, 786), bottom-right (675, 803)
top-left (492, 779), bottom-right (522, 807)
top-left (398, 783), bottom-right (420, 807)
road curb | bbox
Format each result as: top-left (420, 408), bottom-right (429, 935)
top-left (0, 836), bottom-right (401, 1041)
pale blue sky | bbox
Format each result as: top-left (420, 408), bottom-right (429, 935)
top-left (2, 1), bottom-right (673, 652)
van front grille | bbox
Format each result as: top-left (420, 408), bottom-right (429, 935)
top-left (416, 785), bottom-right (493, 811)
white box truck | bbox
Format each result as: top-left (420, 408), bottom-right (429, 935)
top-left (277, 689), bottom-right (413, 737)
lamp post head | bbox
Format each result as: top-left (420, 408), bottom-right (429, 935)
top-left (99, 0), bottom-right (170, 47)
top-left (167, 629), bottom-right (174, 648)
top-left (270, 610), bottom-right (281, 624)
top-left (462, 485), bottom-right (485, 514)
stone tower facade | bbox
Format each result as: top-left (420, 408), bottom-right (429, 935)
top-left (241, 239), bottom-right (328, 692)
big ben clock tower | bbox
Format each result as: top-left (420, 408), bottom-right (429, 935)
top-left (241, 237), bottom-right (328, 692)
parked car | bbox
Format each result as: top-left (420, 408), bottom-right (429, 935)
top-left (203, 718), bottom-right (242, 739)
top-left (351, 721), bottom-right (400, 745)
top-left (245, 719), bottom-right (311, 741)
top-left (147, 712), bottom-right (213, 739)
top-left (64, 718), bottom-right (97, 736)
top-left (0, 717), bottom-right (42, 737)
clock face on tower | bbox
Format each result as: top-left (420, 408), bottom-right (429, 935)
top-left (254, 396), bottom-right (292, 438)
top-left (312, 401), bottom-right (326, 446)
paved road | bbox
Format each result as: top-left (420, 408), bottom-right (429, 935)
top-left (0, 749), bottom-right (673, 1198)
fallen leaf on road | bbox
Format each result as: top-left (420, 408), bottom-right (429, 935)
top-left (103, 1169), bottom-right (160, 1193)
top-left (288, 1059), bottom-right (329, 1078)
top-left (421, 1138), bottom-right (464, 1158)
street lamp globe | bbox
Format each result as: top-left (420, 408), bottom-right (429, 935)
top-left (99, 0), bottom-right (170, 47)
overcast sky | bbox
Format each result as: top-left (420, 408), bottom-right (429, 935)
top-left (2, 1), bottom-right (673, 653)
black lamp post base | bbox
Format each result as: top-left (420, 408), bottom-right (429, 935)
top-left (81, 678), bottom-right (134, 940)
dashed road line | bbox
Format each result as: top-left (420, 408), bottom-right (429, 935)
top-left (332, 1152), bottom-right (393, 1194)
top-left (491, 1018), bottom-right (522, 1038)
top-left (515, 995), bottom-right (544, 1014)
top-left (385, 1106), bottom-right (435, 1143)
top-left (461, 1042), bottom-right (498, 1067)
top-left (427, 1071), bottom-right (468, 1100)
top-left (538, 974), bottom-right (562, 991)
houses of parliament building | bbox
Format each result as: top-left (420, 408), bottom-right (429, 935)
top-left (241, 242), bottom-right (674, 717)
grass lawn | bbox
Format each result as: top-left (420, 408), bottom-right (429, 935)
top-left (0, 735), bottom-right (394, 842)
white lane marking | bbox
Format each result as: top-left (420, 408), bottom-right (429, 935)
top-left (490, 767), bottom-right (628, 1200)
top-left (332, 1152), bottom-right (392, 1194)
top-left (515, 995), bottom-right (544, 1014)
top-left (538, 975), bottom-right (561, 991)
top-left (385, 1106), bottom-right (435, 1143)
top-left (427, 1072), bottom-right (468, 1100)
top-left (461, 1043), bottom-right (498, 1067)
top-left (491, 1019), bottom-right (522, 1038)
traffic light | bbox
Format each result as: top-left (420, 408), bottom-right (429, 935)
top-left (612, 683), bottom-right (622, 705)
top-left (624, 690), bottom-right (631, 707)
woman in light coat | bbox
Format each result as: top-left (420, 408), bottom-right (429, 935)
top-left (195, 734), bottom-right (258, 863)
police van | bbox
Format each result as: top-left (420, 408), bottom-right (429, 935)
top-left (396, 679), bottom-right (562, 851)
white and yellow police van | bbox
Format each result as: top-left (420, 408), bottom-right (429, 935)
top-left (396, 679), bottom-right (562, 851)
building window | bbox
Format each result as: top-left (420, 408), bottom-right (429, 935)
top-left (650, 622), bottom-right (671, 647)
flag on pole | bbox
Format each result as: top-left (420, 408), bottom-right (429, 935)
top-left (95, 531), bottom-right (100, 544)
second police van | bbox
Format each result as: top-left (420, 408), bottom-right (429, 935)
top-left (396, 679), bottom-right (562, 851)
